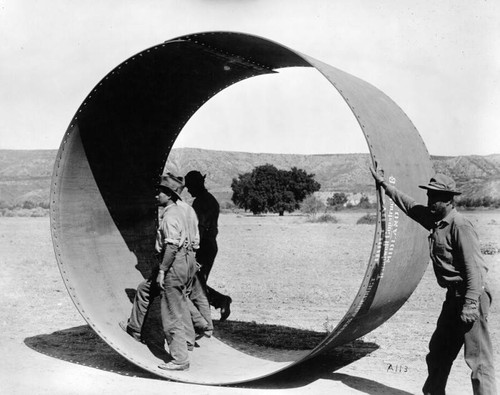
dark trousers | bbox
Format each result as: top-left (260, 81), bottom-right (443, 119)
top-left (188, 273), bottom-right (213, 332)
top-left (196, 237), bottom-right (228, 309)
top-left (423, 288), bottom-right (497, 395)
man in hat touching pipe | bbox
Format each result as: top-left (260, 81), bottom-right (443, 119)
top-left (370, 167), bottom-right (496, 395)
top-left (119, 173), bottom-right (211, 371)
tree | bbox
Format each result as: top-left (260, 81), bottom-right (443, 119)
top-left (327, 192), bottom-right (348, 209)
top-left (231, 164), bottom-right (321, 215)
top-left (230, 172), bottom-right (253, 211)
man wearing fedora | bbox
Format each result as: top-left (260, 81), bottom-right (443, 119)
top-left (120, 173), bottom-right (210, 371)
top-left (184, 170), bottom-right (232, 321)
top-left (370, 168), bottom-right (496, 395)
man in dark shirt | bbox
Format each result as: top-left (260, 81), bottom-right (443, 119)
top-left (370, 168), bottom-right (496, 395)
top-left (185, 170), bottom-right (232, 321)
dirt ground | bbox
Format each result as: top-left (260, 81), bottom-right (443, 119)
top-left (0, 210), bottom-right (499, 394)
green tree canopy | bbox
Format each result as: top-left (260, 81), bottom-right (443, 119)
top-left (231, 164), bottom-right (320, 215)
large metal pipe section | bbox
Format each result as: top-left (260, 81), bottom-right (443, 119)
top-left (50, 31), bottom-right (433, 384)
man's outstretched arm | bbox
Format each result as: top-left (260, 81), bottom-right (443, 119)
top-left (369, 166), bottom-right (433, 230)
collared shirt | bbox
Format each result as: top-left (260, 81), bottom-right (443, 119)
top-left (192, 189), bottom-right (219, 240)
top-left (155, 201), bottom-right (200, 255)
top-left (177, 200), bottom-right (200, 250)
top-left (155, 202), bottom-right (186, 254)
top-left (385, 184), bottom-right (487, 300)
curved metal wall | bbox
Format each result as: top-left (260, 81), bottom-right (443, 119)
top-left (50, 31), bottom-right (433, 384)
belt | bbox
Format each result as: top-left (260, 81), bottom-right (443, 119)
top-left (181, 241), bottom-right (195, 252)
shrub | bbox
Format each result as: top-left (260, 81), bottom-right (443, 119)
top-left (326, 192), bottom-right (348, 210)
top-left (39, 201), bottom-right (50, 209)
top-left (356, 213), bottom-right (377, 225)
top-left (456, 196), bottom-right (500, 209)
top-left (30, 207), bottom-right (49, 217)
top-left (22, 200), bottom-right (36, 210)
top-left (481, 243), bottom-right (499, 255)
top-left (300, 195), bottom-right (325, 215)
top-left (2, 209), bottom-right (16, 217)
top-left (0, 207), bottom-right (49, 217)
top-left (307, 213), bottom-right (339, 223)
top-left (356, 195), bottom-right (377, 209)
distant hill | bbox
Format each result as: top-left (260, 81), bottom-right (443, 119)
top-left (431, 154), bottom-right (500, 198)
top-left (1, 148), bottom-right (499, 207)
top-left (164, 149), bottom-right (376, 203)
top-left (0, 150), bottom-right (56, 206)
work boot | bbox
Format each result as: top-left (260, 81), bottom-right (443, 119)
top-left (195, 327), bottom-right (213, 340)
top-left (158, 361), bottom-right (190, 371)
top-left (119, 321), bottom-right (142, 343)
top-left (220, 296), bottom-right (232, 322)
top-left (186, 341), bottom-right (200, 351)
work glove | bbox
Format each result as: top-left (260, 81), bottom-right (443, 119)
top-left (460, 298), bottom-right (479, 323)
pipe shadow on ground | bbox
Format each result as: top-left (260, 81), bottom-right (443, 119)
top-left (244, 359), bottom-right (414, 394)
top-left (24, 323), bottom-right (409, 394)
top-left (24, 325), bottom-right (158, 379)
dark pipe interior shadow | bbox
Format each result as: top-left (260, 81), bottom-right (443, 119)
top-left (76, 40), bottom-right (275, 280)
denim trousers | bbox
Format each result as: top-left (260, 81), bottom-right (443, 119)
top-left (127, 254), bottom-right (207, 352)
top-left (160, 249), bottom-right (197, 365)
top-left (422, 288), bottom-right (497, 395)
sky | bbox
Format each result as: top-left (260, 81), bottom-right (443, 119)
top-left (1, 0), bottom-right (499, 156)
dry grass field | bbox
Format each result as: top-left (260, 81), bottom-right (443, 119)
top-left (0, 209), bottom-right (499, 394)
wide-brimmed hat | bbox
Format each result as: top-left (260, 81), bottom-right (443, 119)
top-left (418, 173), bottom-right (461, 195)
top-left (158, 173), bottom-right (184, 199)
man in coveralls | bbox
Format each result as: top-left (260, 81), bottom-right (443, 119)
top-left (370, 168), bottom-right (497, 395)
top-left (185, 170), bottom-right (232, 321)
top-left (120, 173), bottom-right (210, 371)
